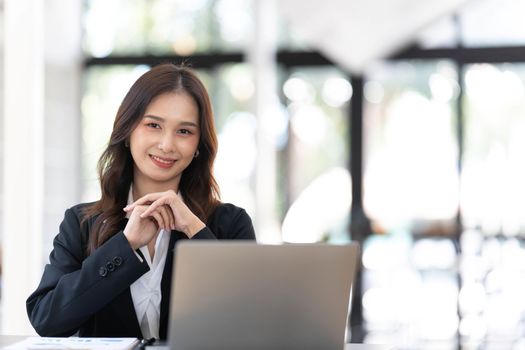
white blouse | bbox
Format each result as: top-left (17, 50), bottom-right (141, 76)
top-left (126, 188), bottom-right (170, 339)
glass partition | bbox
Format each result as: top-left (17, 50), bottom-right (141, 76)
top-left (361, 60), bottom-right (460, 348)
top-left (280, 67), bottom-right (351, 243)
top-left (84, 0), bottom-right (253, 57)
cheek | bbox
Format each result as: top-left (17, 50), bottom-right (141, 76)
top-left (129, 135), bottom-right (147, 160)
top-left (130, 128), bottom-right (152, 150)
top-left (129, 145), bottom-right (141, 165)
top-left (180, 138), bottom-right (199, 153)
top-left (129, 129), bottom-right (141, 148)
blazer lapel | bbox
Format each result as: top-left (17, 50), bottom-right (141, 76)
top-left (159, 231), bottom-right (188, 339)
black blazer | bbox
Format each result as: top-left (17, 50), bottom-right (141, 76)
top-left (26, 202), bottom-right (256, 339)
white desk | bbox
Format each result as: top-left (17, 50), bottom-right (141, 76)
top-left (344, 346), bottom-right (393, 350)
top-left (0, 336), bottom-right (393, 349)
top-left (0, 336), bottom-right (24, 347)
top-left (148, 345), bottom-right (393, 349)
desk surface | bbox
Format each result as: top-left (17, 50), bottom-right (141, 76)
top-left (0, 335), bottom-right (393, 349)
top-left (147, 343), bottom-right (393, 349)
top-left (0, 336), bottom-right (23, 347)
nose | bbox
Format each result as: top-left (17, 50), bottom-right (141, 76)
top-left (157, 132), bottom-right (175, 153)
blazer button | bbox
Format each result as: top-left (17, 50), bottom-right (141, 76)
top-left (106, 262), bottom-right (115, 272)
top-left (99, 266), bottom-right (108, 277)
top-left (112, 256), bottom-right (123, 266)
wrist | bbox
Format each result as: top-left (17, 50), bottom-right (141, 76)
top-left (184, 219), bottom-right (206, 238)
top-left (123, 230), bottom-right (140, 250)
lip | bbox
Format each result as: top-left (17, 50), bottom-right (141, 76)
top-left (149, 154), bottom-right (176, 169)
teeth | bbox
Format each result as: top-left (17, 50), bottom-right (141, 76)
top-left (152, 155), bottom-right (174, 164)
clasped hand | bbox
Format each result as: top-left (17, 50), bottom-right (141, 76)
top-left (122, 190), bottom-right (205, 250)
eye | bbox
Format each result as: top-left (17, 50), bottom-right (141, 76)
top-left (146, 122), bottom-right (161, 129)
top-left (178, 129), bottom-right (193, 135)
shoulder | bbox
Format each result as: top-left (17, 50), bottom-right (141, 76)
top-left (210, 202), bottom-right (249, 219)
top-left (207, 203), bottom-right (255, 240)
top-left (59, 202), bottom-right (100, 240)
top-left (53, 202), bottom-right (98, 259)
top-left (65, 202), bottom-right (98, 222)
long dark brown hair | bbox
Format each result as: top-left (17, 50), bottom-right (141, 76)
top-left (83, 63), bottom-right (220, 254)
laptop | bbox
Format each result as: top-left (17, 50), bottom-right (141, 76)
top-left (160, 241), bottom-right (360, 350)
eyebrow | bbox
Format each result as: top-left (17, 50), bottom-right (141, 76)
top-left (143, 114), bottom-right (199, 128)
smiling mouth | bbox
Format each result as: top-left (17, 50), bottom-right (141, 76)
top-left (149, 154), bottom-right (176, 168)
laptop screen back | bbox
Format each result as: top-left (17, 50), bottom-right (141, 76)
top-left (167, 242), bottom-right (359, 350)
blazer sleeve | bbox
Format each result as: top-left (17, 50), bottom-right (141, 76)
top-left (192, 205), bottom-right (256, 240)
top-left (26, 207), bottom-right (150, 336)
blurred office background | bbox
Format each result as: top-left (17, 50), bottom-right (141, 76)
top-left (2, 0), bottom-right (525, 349)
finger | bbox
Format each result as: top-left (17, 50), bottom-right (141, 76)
top-left (140, 205), bottom-right (160, 231)
top-left (158, 206), bottom-right (172, 231)
top-left (148, 216), bottom-right (159, 231)
top-left (164, 205), bottom-right (176, 230)
top-left (167, 206), bottom-right (176, 230)
top-left (149, 211), bottom-right (166, 230)
top-left (125, 193), bottom-right (160, 210)
top-left (125, 201), bottom-right (150, 212)
top-left (160, 205), bottom-right (176, 231)
top-left (140, 199), bottom-right (169, 218)
top-left (169, 210), bottom-right (175, 230)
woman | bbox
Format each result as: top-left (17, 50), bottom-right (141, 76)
top-left (26, 63), bottom-right (256, 339)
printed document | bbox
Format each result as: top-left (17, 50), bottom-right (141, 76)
top-left (2, 337), bottom-right (139, 350)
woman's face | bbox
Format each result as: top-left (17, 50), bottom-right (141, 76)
top-left (129, 91), bottom-right (200, 192)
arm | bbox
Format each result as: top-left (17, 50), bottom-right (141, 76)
top-left (26, 207), bottom-right (149, 336)
top-left (125, 191), bottom-right (256, 240)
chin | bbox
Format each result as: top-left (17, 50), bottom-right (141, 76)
top-left (151, 174), bottom-right (179, 183)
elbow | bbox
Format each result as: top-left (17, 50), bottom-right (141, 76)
top-left (26, 306), bottom-right (53, 336)
top-left (27, 299), bottom-right (76, 337)
top-left (29, 317), bottom-right (77, 337)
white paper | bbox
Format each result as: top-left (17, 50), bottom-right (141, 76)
top-left (2, 337), bottom-right (139, 350)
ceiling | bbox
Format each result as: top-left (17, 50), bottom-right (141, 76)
top-left (278, 0), bottom-right (471, 74)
